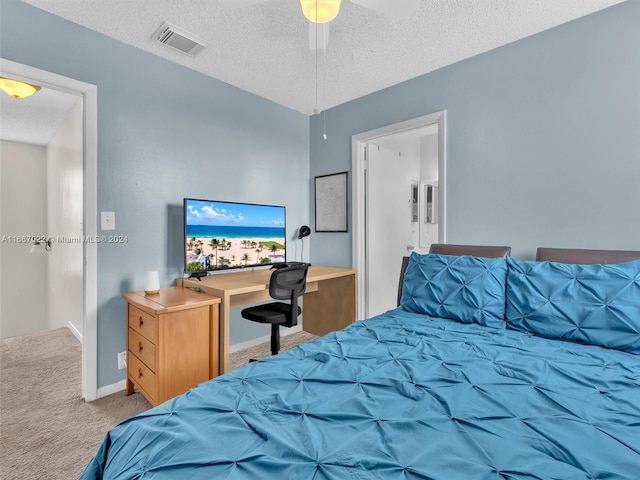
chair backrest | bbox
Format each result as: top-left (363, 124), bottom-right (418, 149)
top-left (397, 244), bottom-right (512, 306)
top-left (269, 263), bottom-right (309, 327)
top-left (269, 263), bottom-right (308, 300)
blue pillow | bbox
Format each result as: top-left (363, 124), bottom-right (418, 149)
top-left (400, 252), bottom-right (508, 328)
top-left (506, 257), bottom-right (640, 354)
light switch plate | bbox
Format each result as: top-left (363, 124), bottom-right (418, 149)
top-left (101, 211), bottom-right (115, 231)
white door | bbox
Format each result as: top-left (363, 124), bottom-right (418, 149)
top-left (365, 143), bottom-right (418, 318)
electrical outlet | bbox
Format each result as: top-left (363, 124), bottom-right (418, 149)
top-left (117, 351), bottom-right (127, 370)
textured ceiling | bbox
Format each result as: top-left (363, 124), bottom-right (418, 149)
top-left (19, 0), bottom-right (625, 116)
top-left (3, 0), bottom-right (624, 146)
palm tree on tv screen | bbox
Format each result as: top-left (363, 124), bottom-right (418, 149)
top-left (255, 243), bottom-right (263, 264)
top-left (209, 238), bottom-right (220, 266)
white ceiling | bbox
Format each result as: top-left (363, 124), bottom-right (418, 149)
top-left (0, 85), bottom-right (80, 146)
top-left (1, 0), bottom-right (625, 145)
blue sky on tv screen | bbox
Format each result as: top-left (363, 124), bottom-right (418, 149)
top-left (185, 199), bottom-right (285, 228)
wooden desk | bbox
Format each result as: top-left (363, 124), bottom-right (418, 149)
top-left (178, 266), bottom-right (357, 374)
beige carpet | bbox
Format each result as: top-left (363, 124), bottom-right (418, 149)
top-left (229, 329), bottom-right (318, 368)
top-left (0, 327), bottom-right (317, 479)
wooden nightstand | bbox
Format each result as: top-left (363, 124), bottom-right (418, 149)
top-left (123, 286), bottom-right (221, 406)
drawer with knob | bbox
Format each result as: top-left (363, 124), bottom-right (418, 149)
top-left (127, 349), bottom-right (158, 403)
top-left (128, 327), bottom-right (156, 371)
top-left (128, 305), bottom-right (158, 342)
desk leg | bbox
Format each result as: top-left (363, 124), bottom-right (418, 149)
top-left (219, 293), bottom-right (231, 374)
top-left (209, 304), bottom-right (220, 377)
top-left (302, 273), bottom-right (357, 336)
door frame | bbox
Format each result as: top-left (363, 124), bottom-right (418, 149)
top-left (351, 111), bottom-right (447, 319)
top-left (1, 59), bottom-right (99, 401)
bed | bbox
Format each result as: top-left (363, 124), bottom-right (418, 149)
top-left (81, 247), bottom-right (640, 479)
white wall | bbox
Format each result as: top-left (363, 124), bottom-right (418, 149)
top-left (402, 140), bottom-right (424, 255)
top-left (47, 99), bottom-right (83, 337)
top-left (373, 131), bottom-right (440, 255)
top-left (419, 134), bottom-right (439, 250)
top-left (366, 142), bottom-right (419, 317)
top-left (420, 134), bottom-right (438, 182)
top-left (0, 140), bottom-right (49, 338)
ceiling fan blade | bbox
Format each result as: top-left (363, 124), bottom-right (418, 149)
top-left (218, 0), bottom-right (269, 8)
top-left (309, 21), bottom-right (330, 51)
top-left (349, 0), bottom-right (420, 17)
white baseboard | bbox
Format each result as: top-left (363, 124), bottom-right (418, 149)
top-left (96, 379), bottom-right (126, 399)
top-left (229, 324), bottom-right (302, 353)
top-left (67, 321), bottom-right (82, 343)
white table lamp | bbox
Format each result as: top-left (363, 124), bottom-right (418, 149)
top-left (144, 271), bottom-right (160, 295)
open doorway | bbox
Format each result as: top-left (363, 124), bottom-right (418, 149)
top-left (1, 90), bottom-right (83, 338)
top-left (351, 111), bottom-right (446, 319)
top-left (0, 59), bottom-right (98, 401)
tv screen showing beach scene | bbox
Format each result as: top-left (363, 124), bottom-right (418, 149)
top-left (184, 198), bottom-right (286, 274)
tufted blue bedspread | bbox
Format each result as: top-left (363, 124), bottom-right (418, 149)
top-left (81, 309), bottom-right (640, 479)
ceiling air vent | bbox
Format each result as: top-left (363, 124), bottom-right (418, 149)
top-left (153, 21), bottom-right (206, 57)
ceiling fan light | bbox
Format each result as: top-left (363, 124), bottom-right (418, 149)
top-left (300, 0), bottom-right (342, 24)
top-left (0, 77), bottom-right (41, 99)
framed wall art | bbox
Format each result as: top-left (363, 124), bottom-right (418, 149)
top-left (314, 171), bottom-right (348, 232)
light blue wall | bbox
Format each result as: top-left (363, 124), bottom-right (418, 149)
top-left (1, 0), bottom-right (309, 387)
top-left (309, 1), bottom-right (640, 265)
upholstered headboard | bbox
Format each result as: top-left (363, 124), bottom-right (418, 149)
top-left (429, 244), bottom-right (512, 258)
top-left (396, 246), bottom-right (640, 308)
top-left (536, 248), bottom-right (640, 264)
top-left (397, 244), bottom-right (512, 307)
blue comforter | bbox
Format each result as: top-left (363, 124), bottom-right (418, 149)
top-left (81, 309), bottom-right (640, 479)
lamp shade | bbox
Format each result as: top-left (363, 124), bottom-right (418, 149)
top-left (0, 77), bottom-right (41, 98)
top-left (298, 225), bottom-right (311, 239)
top-left (300, 0), bottom-right (342, 23)
top-left (144, 271), bottom-right (160, 295)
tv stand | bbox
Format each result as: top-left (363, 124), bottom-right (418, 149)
top-left (188, 271), bottom-right (207, 281)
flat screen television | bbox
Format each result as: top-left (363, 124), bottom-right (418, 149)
top-left (183, 198), bottom-right (286, 276)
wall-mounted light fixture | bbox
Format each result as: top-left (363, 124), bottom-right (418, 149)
top-left (30, 238), bottom-right (53, 253)
top-left (297, 225), bottom-right (311, 239)
top-left (300, 0), bottom-right (342, 23)
top-left (297, 225), bottom-right (311, 262)
top-left (0, 77), bottom-right (41, 99)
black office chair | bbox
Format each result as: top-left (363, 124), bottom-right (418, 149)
top-left (241, 263), bottom-right (309, 357)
